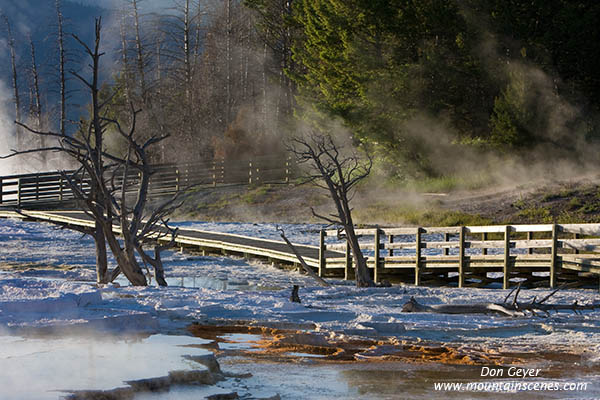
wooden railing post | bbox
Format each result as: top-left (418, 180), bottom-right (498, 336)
top-left (459, 226), bottom-right (465, 288)
top-left (415, 227), bottom-right (422, 286)
top-left (285, 156), bottom-right (291, 184)
top-left (482, 232), bottom-right (488, 255)
top-left (318, 229), bottom-right (326, 277)
top-left (345, 239), bottom-right (352, 280)
top-left (35, 174), bottom-right (40, 201)
top-left (443, 232), bottom-right (449, 256)
top-left (212, 160), bottom-right (217, 187)
top-left (550, 224), bottom-right (558, 288)
top-left (503, 225), bottom-right (511, 290)
top-left (573, 233), bottom-right (580, 254)
top-left (527, 231), bottom-right (533, 255)
top-left (374, 227), bottom-right (381, 283)
top-left (17, 178), bottom-right (21, 207)
top-left (388, 234), bottom-right (394, 257)
top-left (59, 176), bottom-right (63, 201)
top-left (220, 158), bottom-right (225, 184)
top-left (0, 178), bottom-right (3, 204)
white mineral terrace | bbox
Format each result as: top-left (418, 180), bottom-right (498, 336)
top-left (0, 217), bottom-right (599, 398)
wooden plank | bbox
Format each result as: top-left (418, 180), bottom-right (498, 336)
top-left (443, 232), bottom-right (450, 256)
top-left (560, 223), bottom-right (600, 235)
top-left (466, 224), bottom-right (554, 234)
top-left (562, 254), bottom-right (600, 260)
top-left (382, 242), bottom-right (415, 250)
top-left (421, 263), bottom-right (460, 269)
top-left (17, 178), bottom-right (21, 207)
top-left (561, 262), bottom-right (600, 274)
top-left (560, 238), bottom-right (600, 252)
top-left (482, 232), bottom-right (488, 255)
top-left (421, 226), bottom-right (462, 234)
top-left (550, 224), bottom-right (558, 288)
top-left (380, 227), bottom-right (419, 235)
top-left (512, 224), bottom-right (554, 233)
top-left (466, 239), bottom-right (553, 249)
top-left (374, 228), bottom-right (381, 283)
top-left (459, 226), bottom-right (466, 288)
top-left (325, 243), bottom-right (347, 251)
top-left (564, 257), bottom-right (600, 268)
top-left (415, 227), bottom-right (422, 285)
top-left (466, 225), bottom-right (508, 234)
top-left (384, 255), bottom-right (460, 262)
top-left (503, 225), bottom-right (511, 289)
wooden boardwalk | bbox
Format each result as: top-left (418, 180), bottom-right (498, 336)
top-left (1, 160), bottom-right (600, 289)
top-left (0, 156), bottom-right (294, 209)
top-left (0, 210), bottom-right (338, 269)
top-left (320, 225), bottom-right (600, 289)
top-left (1, 210), bottom-right (600, 290)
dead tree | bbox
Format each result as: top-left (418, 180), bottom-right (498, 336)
top-left (402, 284), bottom-right (600, 317)
top-left (2, 18), bottom-right (180, 286)
top-left (28, 36), bottom-right (47, 165)
top-left (2, 15), bottom-right (22, 150)
top-left (289, 131), bottom-right (375, 287)
top-left (56, 0), bottom-right (67, 136)
top-left (278, 227), bottom-right (330, 287)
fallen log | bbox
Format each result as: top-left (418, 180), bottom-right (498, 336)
top-left (402, 292), bottom-right (600, 317)
top-left (277, 227), bottom-right (330, 287)
top-left (401, 297), bottom-right (522, 317)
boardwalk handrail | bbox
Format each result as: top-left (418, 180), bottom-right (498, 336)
top-left (0, 210), bottom-right (329, 272)
top-left (0, 209), bottom-right (598, 290)
top-left (0, 155), bottom-right (296, 208)
top-left (321, 224), bottom-right (600, 289)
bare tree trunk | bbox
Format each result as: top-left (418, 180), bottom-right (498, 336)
top-left (262, 38), bottom-right (268, 130)
top-left (95, 223), bottom-right (108, 283)
top-left (86, 21), bottom-right (110, 285)
top-left (153, 247), bottom-right (168, 286)
top-left (131, 0), bottom-right (147, 98)
top-left (28, 36), bottom-right (47, 165)
top-left (119, 12), bottom-right (131, 103)
top-left (3, 16), bottom-right (22, 150)
top-left (29, 37), bottom-right (42, 130)
top-left (183, 0), bottom-right (192, 102)
top-left (225, 0), bottom-right (232, 125)
top-left (344, 223), bottom-right (373, 287)
top-left (289, 133), bottom-right (375, 287)
top-left (5, 18), bottom-right (180, 287)
top-left (56, 0), bottom-right (66, 136)
top-left (103, 226), bottom-right (147, 286)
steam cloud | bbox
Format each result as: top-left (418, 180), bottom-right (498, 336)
top-left (0, 78), bottom-right (16, 176)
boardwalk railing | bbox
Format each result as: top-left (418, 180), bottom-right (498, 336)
top-left (319, 224), bottom-right (600, 289)
top-left (0, 155), bottom-right (295, 208)
top-left (1, 209), bottom-right (599, 290)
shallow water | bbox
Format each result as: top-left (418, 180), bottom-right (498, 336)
top-left (0, 333), bottom-right (211, 399)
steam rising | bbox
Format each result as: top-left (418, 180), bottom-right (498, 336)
top-left (0, 78), bottom-right (16, 175)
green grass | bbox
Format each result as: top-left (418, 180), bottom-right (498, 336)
top-left (241, 186), bottom-right (270, 204)
top-left (577, 202), bottom-right (600, 214)
top-left (354, 203), bottom-right (492, 226)
top-left (567, 197), bottom-right (583, 210)
top-left (516, 206), bottom-right (553, 223)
